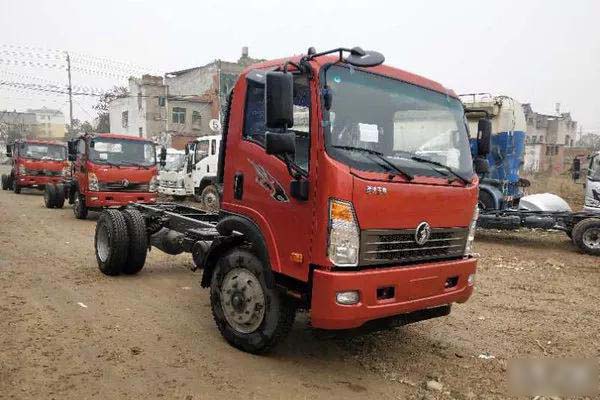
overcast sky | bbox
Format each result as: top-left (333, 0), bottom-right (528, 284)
top-left (1, 0), bottom-right (599, 132)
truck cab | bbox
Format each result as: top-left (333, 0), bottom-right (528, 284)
top-left (1, 139), bottom-right (69, 193)
top-left (158, 135), bottom-right (221, 208)
top-left (584, 152), bottom-right (600, 213)
top-left (462, 94), bottom-right (527, 210)
top-left (157, 148), bottom-right (186, 199)
top-left (217, 49), bottom-right (479, 333)
top-left (67, 133), bottom-right (158, 219)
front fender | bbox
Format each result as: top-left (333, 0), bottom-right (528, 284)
top-left (479, 183), bottom-right (504, 209)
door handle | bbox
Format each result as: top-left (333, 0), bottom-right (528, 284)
top-left (233, 172), bottom-right (244, 200)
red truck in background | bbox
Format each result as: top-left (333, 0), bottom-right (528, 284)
top-left (1, 139), bottom-right (69, 193)
top-left (94, 47), bottom-right (490, 353)
top-left (48, 133), bottom-right (159, 219)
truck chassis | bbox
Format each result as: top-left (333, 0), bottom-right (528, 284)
top-left (478, 208), bottom-right (600, 255)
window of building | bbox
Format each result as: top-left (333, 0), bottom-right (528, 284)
top-left (532, 136), bottom-right (537, 143)
top-left (172, 107), bottom-right (186, 124)
top-left (158, 96), bottom-right (166, 107)
top-left (192, 111), bottom-right (202, 129)
top-left (121, 111), bottom-right (128, 128)
top-left (137, 92), bottom-right (142, 110)
top-left (242, 74), bottom-right (311, 172)
top-left (539, 136), bottom-right (544, 143)
top-left (139, 127), bottom-right (143, 137)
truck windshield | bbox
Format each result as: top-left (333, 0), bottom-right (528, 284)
top-left (163, 153), bottom-right (186, 171)
top-left (323, 65), bottom-right (473, 181)
top-left (90, 138), bottom-right (156, 167)
top-left (21, 143), bottom-right (66, 161)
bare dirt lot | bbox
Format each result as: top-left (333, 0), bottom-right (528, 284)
top-left (1, 171), bottom-right (598, 399)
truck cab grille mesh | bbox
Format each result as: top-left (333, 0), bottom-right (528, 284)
top-left (360, 227), bottom-right (468, 266)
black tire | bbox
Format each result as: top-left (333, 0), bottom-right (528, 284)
top-left (478, 190), bottom-right (495, 210)
top-left (95, 210), bottom-right (129, 276)
top-left (201, 185), bottom-right (220, 211)
top-left (54, 183), bottom-right (65, 208)
top-left (172, 195), bottom-right (187, 201)
top-left (73, 190), bottom-right (88, 219)
top-left (572, 218), bottom-right (600, 256)
top-left (565, 230), bottom-right (573, 240)
top-left (1, 174), bottom-right (8, 190)
top-left (210, 249), bottom-right (296, 354)
top-left (13, 179), bottom-right (21, 194)
top-left (44, 184), bottom-right (57, 208)
top-left (121, 209), bottom-right (148, 275)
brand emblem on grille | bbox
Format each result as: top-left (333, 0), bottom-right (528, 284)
top-left (366, 186), bottom-right (387, 195)
top-left (121, 179), bottom-right (129, 188)
top-left (415, 221), bottom-right (431, 245)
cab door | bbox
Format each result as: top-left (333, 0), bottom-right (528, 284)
top-left (221, 72), bottom-right (315, 282)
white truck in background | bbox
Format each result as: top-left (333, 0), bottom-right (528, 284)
top-left (584, 151), bottom-right (600, 214)
top-left (158, 134), bottom-right (221, 210)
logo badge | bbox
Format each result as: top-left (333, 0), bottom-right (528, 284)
top-left (415, 222), bottom-right (431, 245)
top-left (366, 186), bottom-right (387, 195)
top-left (121, 179), bottom-right (129, 188)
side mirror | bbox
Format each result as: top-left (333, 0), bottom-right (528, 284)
top-left (5, 145), bottom-right (12, 158)
top-left (265, 132), bottom-right (296, 156)
top-left (474, 156), bottom-right (489, 175)
top-left (477, 118), bottom-right (492, 156)
top-left (159, 147), bottom-right (167, 167)
top-left (67, 140), bottom-right (77, 161)
top-left (265, 71), bottom-right (293, 130)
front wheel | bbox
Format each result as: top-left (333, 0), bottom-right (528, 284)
top-left (13, 180), bottom-right (21, 194)
top-left (1, 174), bottom-right (8, 190)
top-left (73, 190), bottom-right (88, 219)
top-left (201, 185), bottom-right (220, 212)
top-left (210, 249), bottom-right (296, 354)
top-left (572, 218), bottom-right (600, 256)
top-left (44, 184), bottom-right (57, 208)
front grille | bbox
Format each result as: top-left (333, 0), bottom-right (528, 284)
top-left (360, 227), bottom-right (468, 266)
top-left (25, 169), bottom-right (61, 176)
top-left (98, 181), bottom-right (149, 192)
top-left (161, 180), bottom-right (179, 188)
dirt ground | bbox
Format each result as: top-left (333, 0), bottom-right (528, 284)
top-left (1, 169), bottom-right (598, 399)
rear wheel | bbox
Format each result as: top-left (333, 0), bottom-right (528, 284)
top-left (201, 185), bottom-right (219, 211)
top-left (572, 218), bottom-right (600, 256)
top-left (44, 184), bottom-right (57, 208)
top-left (121, 209), bottom-right (148, 275)
top-left (54, 183), bottom-right (65, 208)
top-left (73, 190), bottom-right (88, 219)
top-left (210, 249), bottom-right (296, 354)
top-left (1, 174), bottom-right (8, 190)
top-left (95, 210), bottom-right (129, 276)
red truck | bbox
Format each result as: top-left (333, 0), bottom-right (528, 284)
top-left (48, 133), bottom-right (159, 218)
top-left (2, 139), bottom-right (69, 193)
top-left (93, 47), bottom-right (489, 353)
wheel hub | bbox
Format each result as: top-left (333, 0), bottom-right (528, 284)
top-left (96, 224), bottom-right (110, 262)
top-left (583, 228), bottom-right (600, 249)
top-left (205, 192), bottom-right (217, 208)
top-left (220, 268), bottom-right (265, 334)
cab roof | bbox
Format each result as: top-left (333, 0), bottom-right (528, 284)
top-left (93, 133), bottom-right (154, 142)
top-left (16, 138), bottom-right (65, 146)
top-left (243, 54), bottom-right (458, 98)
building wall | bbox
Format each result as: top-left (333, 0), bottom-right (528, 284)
top-left (28, 108), bottom-right (65, 139)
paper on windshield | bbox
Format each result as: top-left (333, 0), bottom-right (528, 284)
top-left (359, 123), bottom-right (379, 143)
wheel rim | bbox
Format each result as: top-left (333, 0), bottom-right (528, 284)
top-left (582, 228), bottom-right (600, 249)
top-left (74, 195), bottom-right (80, 214)
top-left (220, 268), bottom-right (266, 334)
top-left (96, 224), bottom-right (110, 262)
top-left (204, 191), bottom-right (218, 209)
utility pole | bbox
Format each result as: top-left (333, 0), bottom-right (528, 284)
top-left (66, 51), bottom-right (74, 138)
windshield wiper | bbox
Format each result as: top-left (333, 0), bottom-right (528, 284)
top-left (116, 160), bottom-right (149, 169)
top-left (332, 145), bottom-right (413, 181)
top-left (409, 155), bottom-right (471, 184)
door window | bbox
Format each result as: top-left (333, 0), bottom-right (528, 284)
top-left (195, 140), bottom-right (209, 163)
top-left (243, 73), bottom-right (311, 172)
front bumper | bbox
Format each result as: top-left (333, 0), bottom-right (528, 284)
top-left (310, 257), bottom-right (476, 330)
top-left (17, 175), bottom-right (64, 187)
top-left (158, 186), bottom-right (186, 196)
top-left (85, 191), bottom-right (157, 208)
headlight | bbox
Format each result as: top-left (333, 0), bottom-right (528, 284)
top-left (327, 199), bottom-right (360, 267)
top-left (88, 172), bottom-right (99, 191)
top-left (464, 206), bottom-right (479, 255)
top-left (18, 164), bottom-right (26, 175)
top-left (149, 175), bottom-right (159, 192)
